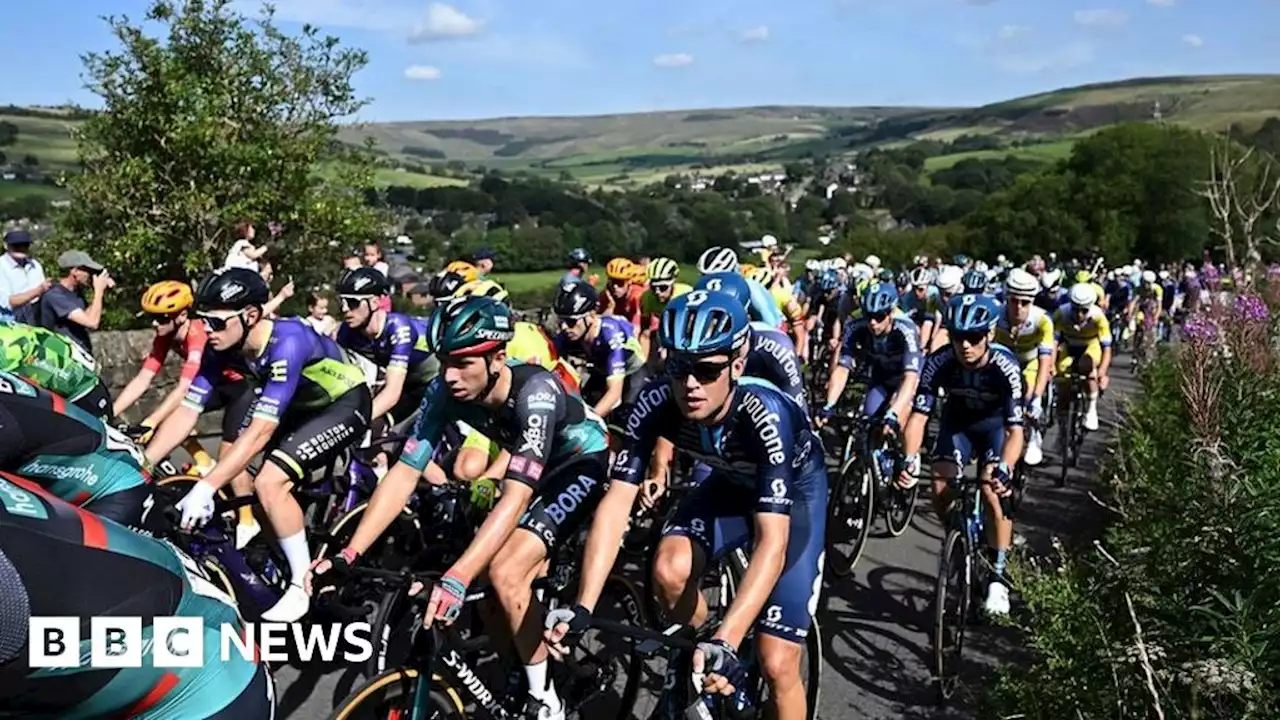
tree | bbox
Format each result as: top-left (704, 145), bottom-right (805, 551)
top-left (0, 121), bottom-right (17, 147)
top-left (56, 0), bottom-right (381, 289)
top-left (0, 151), bottom-right (6, 165)
top-left (1198, 139), bottom-right (1280, 277)
top-left (21, 155), bottom-right (38, 168)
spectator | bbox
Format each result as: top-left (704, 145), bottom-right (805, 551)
top-left (302, 292), bottom-right (337, 337)
top-left (343, 247), bottom-right (363, 271)
top-left (223, 219), bottom-right (268, 271)
top-left (363, 242), bottom-right (389, 277)
top-left (0, 229), bottom-right (51, 323)
top-left (472, 247), bottom-right (495, 279)
top-left (258, 260), bottom-right (295, 318)
top-left (40, 250), bottom-right (113, 352)
top-left (407, 282), bottom-right (433, 309)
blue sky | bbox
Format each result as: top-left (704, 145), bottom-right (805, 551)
top-left (2, 0), bottom-right (1277, 121)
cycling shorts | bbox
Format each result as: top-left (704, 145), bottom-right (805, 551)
top-left (209, 377), bottom-right (257, 443)
top-left (861, 382), bottom-right (898, 419)
top-left (516, 451), bottom-right (608, 552)
top-left (661, 474), bottom-right (825, 642)
top-left (1056, 340), bottom-right (1102, 377)
top-left (933, 414), bottom-right (1007, 471)
top-left (71, 379), bottom-right (112, 420)
top-left (1019, 359), bottom-right (1039, 393)
top-left (264, 387), bottom-right (372, 484)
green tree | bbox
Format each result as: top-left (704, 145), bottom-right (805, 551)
top-left (57, 0), bottom-right (380, 290)
top-left (21, 155), bottom-right (38, 168)
top-left (0, 121), bottom-right (17, 147)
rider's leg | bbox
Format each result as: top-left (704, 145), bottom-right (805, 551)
top-left (652, 535), bottom-right (709, 626)
top-left (253, 460), bottom-right (311, 614)
top-left (488, 529), bottom-right (558, 708)
top-left (758, 636), bottom-right (806, 720)
top-left (1079, 349), bottom-right (1099, 430)
top-left (929, 429), bottom-right (966, 521)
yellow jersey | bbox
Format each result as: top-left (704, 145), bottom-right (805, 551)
top-left (507, 321), bottom-right (556, 370)
top-left (995, 305), bottom-right (1055, 364)
top-left (1052, 304), bottom-right (1112, 349)
top-left (771, 285), bottom-right (805, 323)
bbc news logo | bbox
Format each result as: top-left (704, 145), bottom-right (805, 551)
top-left (29, 617), bottom-right (374, 667)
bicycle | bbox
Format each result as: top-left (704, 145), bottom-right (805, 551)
top-left (1130, 309), bottom-right (1157, 373)
top-left (1054, 372), bottom-right (1088, 488)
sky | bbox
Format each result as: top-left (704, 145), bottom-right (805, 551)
top-left (2, 0), bottom-right (1278, 122)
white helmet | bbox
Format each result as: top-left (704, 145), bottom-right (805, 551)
top-left (864, 254), bottom-right (881, 270)
top-left (1119, 265), bottom-right (1132, 276)
top-left (1141, 270), bottom-right (1156, 284)
top-left (1106, 270), bottom-right (1116, 281)
top-left (1158, 270), bottom-right (1170, 281)
top-left (1041, 268), bottom-right (1063, 289)
top-left (1069, 283), bottom-right (1098, 308)
top-left (698, 246), bottom-right (740, 274)
top-left (909, 266), bottom-right (932, 287)
top-left (936, 265), bottom-right (963, 292)
top-left (804, 259), bottom-right (818, 271)
top-left (760, 234), bottom-right (778, 247)
top-left (996, 254), bottom-right (1007, 265)
top-left (851, 263), bottom-right (873, 281)
top-left (831, 257), bottom-right (848, 270)
top-left (1004, 268), bottom-right (1038, 298)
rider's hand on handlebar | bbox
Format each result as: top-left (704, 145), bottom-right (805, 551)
top-left (544, 604), bottom-right (592, 661)
top-left (176, 481), bottom-right (218, 531)
top-left (1025, 395), bottom-right (1042, 423)
top-left (898, 453), bottom-right (921, 489)
top-left (304, 547), bottom-right (358, 596)
top-left (990, 461), bottom-right (1014, 498)
top-left (693, 639), bottom-right (745, 696)
top-left (639, 475), bottom-right (666, 510)
top-left (424, 571), bottom-right (468, 627)
top-left (1099, 374), bottom-right (1111, 392)
top-left (814, 404), bottom-right (835, 428)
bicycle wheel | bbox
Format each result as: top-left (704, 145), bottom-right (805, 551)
top-left (315, 502), bottom-right (425, 569)
top-left (328, 668), bottom-right (465, 720)
top-left (825, 458), bottom-right (875, 578)
top-left (558, 575), bottom-right (649, 719)
top-left (883, 481), bottom-right (918, 537)
top-left (932, 529), bottom-right (970, 704)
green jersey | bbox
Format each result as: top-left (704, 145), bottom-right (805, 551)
top-left (0, 322), bottom-right (102, 402)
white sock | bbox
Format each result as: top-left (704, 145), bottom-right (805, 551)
top-left (524, 660), bottom-right (561, 710)
top-left (278, 531), bottom-right (311, 586)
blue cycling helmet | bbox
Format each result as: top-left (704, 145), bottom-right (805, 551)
top-left (862, 282), bottom-right (898, 315)
top-left (568, 247), bottom-right (591, 265)
top-left (817, 270), bottom-right (842, 292)
top-left (659, 290), bottom-right (750, 355)
top-left (946, 294), bottom-right (1000, 333)
top-left (694, 272), bottom-right (752, 310)
top-left (953, 254), bottom-right (970, 267)
top-left (961, 269), bottom-right (988, 295)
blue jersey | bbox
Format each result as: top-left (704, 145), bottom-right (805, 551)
top-left (554, 315), bottom-right (643, 379)
top-left (614, 378), bottom-right (825, 515)
top-left (837, 315), bottom-right (923, 388)
top-left (913, 344), bottom-right (1025, 425)
top-left (898, 286), bottom-right (938, 327)
top-left (747, 321), bottom-right (806, 409)
top-left (746, 278), bottom-right (785, 327)
top-left (336, 312), bottom-right (433, 379)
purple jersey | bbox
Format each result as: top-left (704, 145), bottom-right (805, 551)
top-left (336, 312), bottom-right (433, 377)
top-left (554, 315), bottom-right (643, 378)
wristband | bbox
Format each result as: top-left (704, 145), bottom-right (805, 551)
top-left (338, 547), bottom-right (359, 565)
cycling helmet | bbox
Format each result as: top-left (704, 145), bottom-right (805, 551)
top-left (961, 269), bottom-right (988, 295)
top-left (606, 257), bottom-right (634, 281)
top-left (1041, 269), bottom-right (1063, 290)
top-left (429, 271), bottom-right (465, 299)
top-left (909, 267), bottom-right (932, 287)
top-left (553, 281), bottom-right (598, 318)
top-left (946, 294), bottom-right (1000, 333)
top-left (337, 267), bottom-right (391, 297)
top-left (1069, 283), bottom-right (1098, 308)
top-left (864, 254), bottom-right (882, 270)
top-left (427, 296), bottom-right (515, 357)
top-left (628, 264), bottom-right (650, 285)
top-left (831, 257), bottom-right (848, 270)
top-left (195, 267), bottom-right (270, 311)
top-left (1004, 268), bottom-right (1038, 298)
top-left (745, 266), bottom-right (775, 287)
top-left (568, 247), bottom-right (592, 265)
top-left (862, 282), bottom-right (898, 315)
top-left (877, 268), bottom-right (895, 282)
top-left (647, 257), bottom-right (680, 282)
top-left (936, 266), bottom-right (963, 293)
top-left (816, 270), bottom-right (842, 293)
top-left (455, 279), bottom-right (510, 306)
top-left (953, 254), bottom-right (970, 267)
top-left (850, 263), bottom-right (873, 282)
top-left (141, 281), bottom-right (194, 315)
top-left (697, 246), bottom-right (740, 274)
top-left (1141, 270), bottom-right (1156, 284)
top-left (695, 272), bottom-right (752, 310)
top-left (659, 291), bottom-right (750, 355)
top-left (1158, 270), bottom-right (1170, 281)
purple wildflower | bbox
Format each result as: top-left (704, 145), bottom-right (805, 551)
top-left (1183, 314), bottom-right (1219, 344)
top-left (1234, 294), bottom-right (1269, 323)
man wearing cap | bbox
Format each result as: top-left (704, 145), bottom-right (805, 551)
top-left (0, 229), bottom-right (51, 323)
top-left (472, 247), bottom-right (495, 279)
top-left (40, 250), bottom-right (114, 352)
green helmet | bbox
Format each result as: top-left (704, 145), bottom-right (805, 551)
top-left (427, 295), bottom-right (515, 357)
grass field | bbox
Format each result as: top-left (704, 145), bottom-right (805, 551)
top-left (923, 139), bottom-right (1076, 172)
top-left (1, 114), bottom-right (80, 171)
top-left (373, 167), bottom-right (468, 188)
top-left (0, 181), bottom-right (67, 200)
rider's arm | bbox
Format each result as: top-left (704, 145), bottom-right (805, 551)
top-left (889, 320), bottom-right (924, 419)
top-left (902, 353), bottom-right (944, 457)
top-left (592, 329), bottom-right (630, 418)
top-left (998, 356), bottom-right (1027, 465)
top-left (578, 380), bottom-right (670, 611)
top-left (1097, 313), bottom-right (1114, 376)
top-left (371, 318), bottom-right (418, 420)
top-left (114, 369), bottom-right (158, 418)
top-left (373, 368), bottom-right (407, 420)
top-left (144, 359), bottom-right (220, 464)
top-left (823, 323), bottom-right (857, 409)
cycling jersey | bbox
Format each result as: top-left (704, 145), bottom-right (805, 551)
top-left (1052, 304), bottom-right (1113, 349)
top-left (0, 477), bottom-right (273, 719)
top-left (640, 283), bottom-right (692, 332)
top-left (613, 377), bottom-right (827, 641)
top-left (0, 370), bottom-right (150, 526)
top-left (335, 312), bottom-right (434, 381)
top-left (0, 322), bottom-right (111, 418)
top-left (837, 315), bottom-right (923, 417)
top-left (1137, 283), bottom-right (1164, 309)
top-left (1160, 280), bottom-right (1178, 311)
top-left (508, 321), bottom-right (557, 370)
top-left (913, 344), bottom-right (1024, 468)
top-left (899, 286), bottom-right (938, 327)
top-left (1106, 281), bottom-right (1133, 310)
top-left (143, 321), bottom-right (245, 385)
top-left (771, 285), bottom-right (804, 325)
top-left (598, 284), bottom-right (645, 327)
top-left (746, 321), bottom-right (806, 409)
top-left (554, 315), bottom-right (644, 380)
top-left (994, 305), bottom-right (1055, 365)
top-left (746, 278), bottom-right (785, 327)
top-left (1034, 286), bottom-right (1066, 313)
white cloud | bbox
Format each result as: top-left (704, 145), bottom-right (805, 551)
top-left (739, 25), bottom-right (770, 43)
top-left (1074, 9), bottom-right (1129, 27)
top-left (1182, 33), bottom-right (1204, 47)
top-left (404, 64), bottom-right (442, 80)
top-left (653, 53), bottom-right (694, 68)
top-left (409, 3), bottom-right (484, 42)
top-left (1147, 0), bottom-right (1176, 6)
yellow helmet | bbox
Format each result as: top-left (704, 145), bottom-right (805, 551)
top-left (606, 257), bottom-right (635, 281)
top-left (746, 266), bottom-right (775, 287)
top-left (445, 261), bottom-right (480, 283)
top-left (141, 281), bottom-right (194, 315)
top-left (455, 279), bottom-right (510, 306)
top-left (739, 263), bottom-right (758, 276)
top-left (646, 257), bottom-right (680, 283)
top-left (628, 264), bottom-right (649, 285)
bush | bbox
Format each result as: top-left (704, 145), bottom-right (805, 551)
top-left (989, 300), bottom-right (1280, 719)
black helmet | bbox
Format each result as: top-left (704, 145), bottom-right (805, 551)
top-left (195, 267), bottom-right (270, 311)
top-left (336, 267), bottom-right (390, 296)
top-left (428, 271), bottom-right (465, 299)
top-left (553, 281), bottom-right (598, 317)
top-left (568, 247), bottom-right (592, 266)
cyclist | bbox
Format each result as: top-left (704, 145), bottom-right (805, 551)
top-left (144, 267), bottom-right (371, 622)
top-left (335, 267), bottom-right (436, 430)
top-left (599, 257), bottom-right (644, 327)
top-left (429, 269), bottom-right (467, 301)
top-left (0, 370), bottom-right (151, 526)
top-left (961, 269), bottom-right (988, 296)
top-left (0, 477), bottom-right (275, 718)
top-left (638, 257), bottom-right (691, 363)
top-left (551, 281), bottom-right (649, 424)
top-left (994, 269), bottom-right (1055, 467)
top-left (1133, 269), bottom-right (1164, 351)
top-left (445, 260), bottom-right (481, 284)
top-left (900, 266), bottom-right (938, 347)
top-left (807, 270), bottom-right (846, 359)
top-left (899, 294), bottom-right (1024, 616)
top-left (562, 247), bottom-right (597, 287)
top-left (1036, 268), bottom-right (1067, 313)
top-left (748, 265), bottom-right (807, 344)
top-left (0, 320), bottom-right (113, 420)
top-left (817, 282), bottom-right (922, 436)
top-left (698, 246), bottom-right (785, 328)
top-left (927, 265), bottom-right (964, 353)
top-left (545, 290), bottom-right (826, 720)
top-left (309, 296), bottom-right (609, 720)
top-left (1052, 283), bottom-right (1112, 432)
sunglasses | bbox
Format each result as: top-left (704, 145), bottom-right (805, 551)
top-left (867, 310), bottom-right (892, 322)
top-left (340, 295), bottom-right (373, 312)
top-left (557, 315), bottom-right (586, 327)
top-left (651, 283), bottom-right (674, 294)
top-left (1008, 297), bottom-right (1033, 307)
top-left (198, 311), bottom-right (245, 332)
top-left (952, 331), bottom-right (987, 347)
top-left (668, 357), bottom-right (732, 384)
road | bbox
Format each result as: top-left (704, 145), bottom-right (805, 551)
top-left (267, 368), bottom-right (1139, 719)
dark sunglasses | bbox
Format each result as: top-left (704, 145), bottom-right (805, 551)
top-left (339, 295), bottom-right (373, 311)
top-left (867, 310), bottom-right (892, 322)
top-left (198, 311), bottom-right (245, 332)
top-left (952, 331), bottom-right (987, 346)
top-left (557, 315), bottom-right (586, 327)
top-left (651, 283), bottom-right (674, 294)
top-left (668, 357), bottom-right (732, 384)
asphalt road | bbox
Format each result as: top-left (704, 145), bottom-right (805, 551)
top-left (266, 366), bottom-right (1140, 719)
